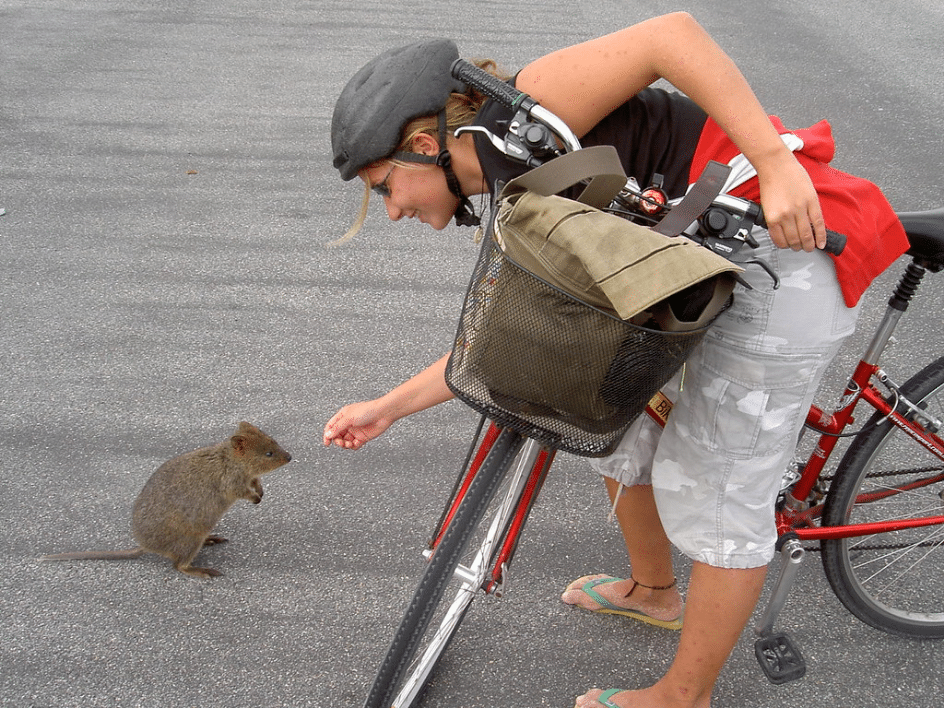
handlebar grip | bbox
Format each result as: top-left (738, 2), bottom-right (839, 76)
top-left (451, 58), bottom-right (528, 110)
top-left (756, 208), bottom-right (846, 255)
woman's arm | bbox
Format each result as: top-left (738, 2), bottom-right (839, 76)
top-left (323, 353), bottom-right (455, 450)
top-left (516, 12), bottom-right (826, 252)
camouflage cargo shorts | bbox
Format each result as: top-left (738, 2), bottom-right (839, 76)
top-left (589, 230), bottom-right (861, 568)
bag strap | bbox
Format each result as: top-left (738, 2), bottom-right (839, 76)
top-left (650, 160), bottom-right (732, 237)
top-left (499, 145), bottom-right (628, 209)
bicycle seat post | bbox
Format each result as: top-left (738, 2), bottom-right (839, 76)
top-left (861, 260), bottom-right (927, 366)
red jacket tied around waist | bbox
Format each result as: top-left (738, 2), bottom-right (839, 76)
top-left (690, 117), bottom-right (909, 307)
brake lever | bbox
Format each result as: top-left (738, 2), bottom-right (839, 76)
top-left (455, 125), bottom-right (531, 162)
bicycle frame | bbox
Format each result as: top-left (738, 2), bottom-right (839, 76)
top-left (778, 359), bottom-right (944, 540)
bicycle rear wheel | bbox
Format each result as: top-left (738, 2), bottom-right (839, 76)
top-left (363, 427), bottom-right (530, 708)
top-left (821, 356), bottom-right (944, 637)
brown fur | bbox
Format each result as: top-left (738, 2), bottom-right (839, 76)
top-left (41, 422), bottom-right (292, 578)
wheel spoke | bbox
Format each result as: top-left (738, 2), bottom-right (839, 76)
top-left (850, 529), bottom-right (944, 594)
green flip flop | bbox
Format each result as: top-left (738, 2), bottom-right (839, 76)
top-left (595, 689), bottom-right (629, 707)
top-left (567, 576), bottom-right (683, 630)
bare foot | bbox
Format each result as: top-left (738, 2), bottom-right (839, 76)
top-left (562, 574), bottom-right (683, 626)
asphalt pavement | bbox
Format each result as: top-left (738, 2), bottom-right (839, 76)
top-left (2, 1), bottom-right (943, 707)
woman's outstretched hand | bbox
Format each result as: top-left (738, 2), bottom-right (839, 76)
top-left (323, 400), bottom-right (394, 450)
top-left (323, 353), bottom-right (455, 451)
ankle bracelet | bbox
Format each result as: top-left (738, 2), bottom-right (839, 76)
top-left (625, 576), bottom-right (677, 598)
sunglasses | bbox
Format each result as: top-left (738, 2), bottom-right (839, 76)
top-left (371, 164), bottom-right (396, 198)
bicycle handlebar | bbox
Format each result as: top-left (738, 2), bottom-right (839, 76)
top-left (452, 58), bottom-right (846, 256)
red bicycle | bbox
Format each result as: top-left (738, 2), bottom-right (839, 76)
top-left (361, 61), bottom-right (944, 708)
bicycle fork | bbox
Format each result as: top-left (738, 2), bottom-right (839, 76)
top-left (424, 435), bottom-right (547, 597)
top-left (753, 536), bottom-right (807, 684)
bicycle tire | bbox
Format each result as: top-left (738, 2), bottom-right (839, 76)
top-left (363, 428), bottom-right (525, 708)
top-left (821, 355), bottom-right (944, 638)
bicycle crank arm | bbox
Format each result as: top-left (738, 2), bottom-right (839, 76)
top-left (753, 537), bottom-right (808, 684)
top-left (755, 537), bottom-right (805, 637)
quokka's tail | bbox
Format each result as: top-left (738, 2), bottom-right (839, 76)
top-left (39, 548), bottom-right (146, 562)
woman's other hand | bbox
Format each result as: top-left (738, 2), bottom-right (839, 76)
top-left (756, 151), bottom-right (827, 252)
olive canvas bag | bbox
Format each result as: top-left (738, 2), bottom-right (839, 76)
top-left (494, 145), bottom-right (741, 328)
top-left (445, 146), bottom-right (744, 456)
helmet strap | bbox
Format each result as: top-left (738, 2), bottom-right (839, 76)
top-left (392, 111), bottom-right (481, 228)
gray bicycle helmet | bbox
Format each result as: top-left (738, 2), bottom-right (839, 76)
top-left (331, 38), bottom-right (480, 226)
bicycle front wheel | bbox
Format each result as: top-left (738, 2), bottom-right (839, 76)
top-left (363, 427), bottom-right (528, 708)
top-left (821, 356), bottom-right (944, 637)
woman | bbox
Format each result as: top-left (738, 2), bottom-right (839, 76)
top-left (323, 12), bottom-right (907, 708)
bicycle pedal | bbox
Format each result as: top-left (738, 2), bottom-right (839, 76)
top-left (754, 632), bottom-right (806, 684)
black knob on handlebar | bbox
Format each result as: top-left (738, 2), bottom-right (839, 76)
top-left (521, 124), bottom-right (548, 148)
top-left (703, 208), bottom-right (729, 235)
top-left (451, 57), bottom-right (583, 154)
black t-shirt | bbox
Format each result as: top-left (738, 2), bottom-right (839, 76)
top-left (472, 84), bottom-right (708, 200)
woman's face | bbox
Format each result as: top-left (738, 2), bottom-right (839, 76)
top-left (361, 160), bottom-right (460, 231)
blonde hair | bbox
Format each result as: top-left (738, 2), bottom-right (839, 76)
top-left (327, 58), bottom-right (508, 247)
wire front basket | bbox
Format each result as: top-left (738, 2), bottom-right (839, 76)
top-left (445, 234), bottom-right (710, 457)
